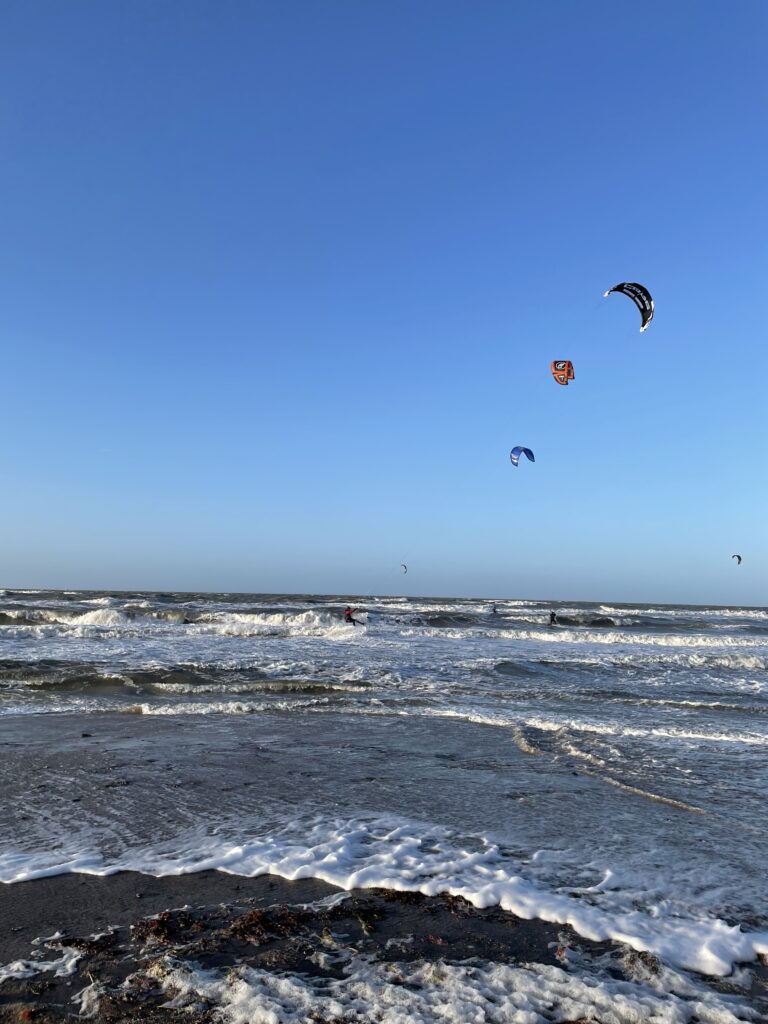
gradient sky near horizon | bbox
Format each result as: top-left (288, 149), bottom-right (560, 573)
top-left (1, 0), bottom-right (766, 603)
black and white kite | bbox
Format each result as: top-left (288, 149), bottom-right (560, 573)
top-left (604, 282), bottom-right (654, 332)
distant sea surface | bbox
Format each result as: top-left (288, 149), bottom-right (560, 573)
top-left (2, 589), bottom-right (767, 1016)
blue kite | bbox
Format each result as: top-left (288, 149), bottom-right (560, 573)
top-left (510, 446), bottom-right (535, 467)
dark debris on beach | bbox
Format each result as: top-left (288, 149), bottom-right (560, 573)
top-left (1, 887), bottom-right (593, 1022)
top-left (1, 885), bottom-right (766, 1022)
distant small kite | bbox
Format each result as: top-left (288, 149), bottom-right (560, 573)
top-left (401, 564), bottom-right (408, 574)
top-left (604, 282), bottom-right (654, 332)
top-left (732, 554), bottom-right (742, 565)
top-left (551, 360), bottom-right (575, 386)
top-left (509, 446), bottom-right (535, 467)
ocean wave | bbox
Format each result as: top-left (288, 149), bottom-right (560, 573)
top-left (390, 706), bottom-right (768, 747)
top-left (519, 713), bottom-right (768, 747)
top-left (0, 605), bottom-right (367, 639)
top-left (611, 652), bottom-right (768, 672)
top-left (72, 608), bottom-right (127, 627)
top-left (0, 612), bottom-right (40, 626)
top-left (553, 651), bottom-right (768, 672)
top-left (0, 607), bottom-right (130, 628)
top-left (479, 651), bottom-right (768, 681)
top-left (122, 695), bottom-right (331, 715)
top-left (506, 627), bottom-right (768, 649)
top-left (493, 659), bottom-right (544, 679)
top-left (599, 605), bottom-right (768, 621)
top-left (194, 609), bottom-right (358, 638)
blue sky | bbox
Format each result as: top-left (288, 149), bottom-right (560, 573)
top-left (1, 1), bottom-right (766, 602)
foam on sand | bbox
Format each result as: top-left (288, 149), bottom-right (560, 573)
top-left (2, 817), bottom-right (766, 977)
top-left (150, 950), bottom-right (760, 1024)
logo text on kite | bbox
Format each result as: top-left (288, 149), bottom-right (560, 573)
top-left (603, 282), bottom-right (654, 332)
top-left (551, 360), bottom-right (575, 386)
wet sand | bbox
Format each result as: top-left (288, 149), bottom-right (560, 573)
top-left (0, 871), bottom-right (335, 964)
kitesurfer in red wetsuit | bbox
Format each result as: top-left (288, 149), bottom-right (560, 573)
top-left (344, 606), bottom-right (360, 626)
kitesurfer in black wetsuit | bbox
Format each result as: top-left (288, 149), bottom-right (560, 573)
top-left (344, 606), bottom-right (360, 626)
top-left (549, 610), bottom-right (557, 626)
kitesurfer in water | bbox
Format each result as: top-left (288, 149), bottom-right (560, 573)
top-left (344, 606), bottom-right (361, 626)
top-left (549, 610), bottom-right (558, 626)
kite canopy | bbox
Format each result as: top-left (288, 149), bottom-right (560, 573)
top-left (732, 554), bottom-right (742, 565)
top-left (551, 360), bottom-right (575, 386)
top-left (509, 446), bottom-right (535, 467)
top-left (604, 282), bottom-right (654, 332)
top-left (401, 564), bottom-right (408, 574)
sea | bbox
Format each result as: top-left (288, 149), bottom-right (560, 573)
top-left (1, 588), bottom-right (767, 1021)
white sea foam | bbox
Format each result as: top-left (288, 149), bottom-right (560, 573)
top-left (123, 696), bottom-right (330, 715)
top-left (153, 680), bottom-right (366, 695)
top-left (382, 706), bottom-right (768, 748)
top-left (72, 978), bottom-right (106, 1018)
top-left (154, 951), bottom-right (759, 1024)
top-left (1, 818), bottom-right (766, 976)
top-left (497, 627), bottom-right (767, 649)
top-left (72, 608), bottom-right (127, 627)
top-left (599, 605), bottom-right (768, 621)
top-left (0, 944), bottom-right (81, 985)
top-left (519, 713), bottom-right (768, 747)
top-left (193, 609), bottom-right (364, 638)
top-left (10, 607), bottom-right (133, 628)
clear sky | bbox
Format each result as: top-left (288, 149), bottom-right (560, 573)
top-left (1, 1), bottom-right (766, 603)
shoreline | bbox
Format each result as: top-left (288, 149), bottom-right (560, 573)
top-left (2, 680), bottom-right (768, 1018)
top-left (0, 871), bottom-right (587, 1021)
top-left (2, 870), bottom-right (765, 1022)
top-left (2, 712), bottom-right (768, 974)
